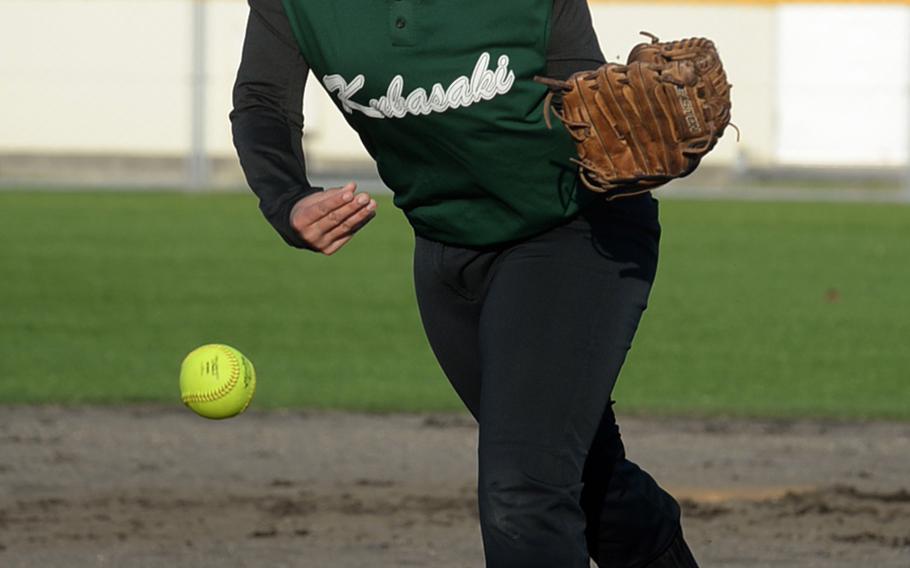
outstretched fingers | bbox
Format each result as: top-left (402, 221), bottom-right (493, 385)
top-left (320, 197), bottom-right (377, 246)
top-left (292, 184), bottom-right (355, 226)
top-left (319, 198), bottom-right (378, 256)
top-left (290, 182), bottom-right (378, 254)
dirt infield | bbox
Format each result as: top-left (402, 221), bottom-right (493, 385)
top-left (1, 407), bottom-right (908, 567)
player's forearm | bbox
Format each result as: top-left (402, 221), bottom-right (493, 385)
top-left (231, 1), bottom-right (319, 249)
top-left (231, 109), bottom-right (319, 249)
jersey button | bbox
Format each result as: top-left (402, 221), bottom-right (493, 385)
top-left (395, 17), bottom-right (406, 29)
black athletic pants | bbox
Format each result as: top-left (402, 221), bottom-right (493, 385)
top-left (413, 195), bottom-right (687, 567)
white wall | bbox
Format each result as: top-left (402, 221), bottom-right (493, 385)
top-left (0, 0), bottom-right (246, 156)
top-left (777, 5), bottom-right (909, 166)
top-left (1, 1), bottom-right (193, 154)
top-left (0, 1), bottom-right (908, 170)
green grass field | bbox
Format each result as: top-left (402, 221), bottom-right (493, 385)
top-left (1, 191), bottom-right (908, 419)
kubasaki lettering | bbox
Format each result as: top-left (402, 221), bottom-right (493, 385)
top-left (323, 52), bottom-right (515, 119)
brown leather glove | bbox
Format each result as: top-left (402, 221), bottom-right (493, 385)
top-left (537, 32), bottom-right (734, 200)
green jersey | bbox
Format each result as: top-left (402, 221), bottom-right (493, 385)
top-left (282, 0), bottom-right (584, 246)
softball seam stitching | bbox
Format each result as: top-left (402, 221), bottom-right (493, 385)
top-left (181, 345), bottom-right (243, 404)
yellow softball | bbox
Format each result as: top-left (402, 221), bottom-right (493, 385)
top-left (179, 344), bottom-right (256, 419)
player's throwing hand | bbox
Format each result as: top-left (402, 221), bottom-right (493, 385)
top-left (289, 182), bottom-right (377, 255)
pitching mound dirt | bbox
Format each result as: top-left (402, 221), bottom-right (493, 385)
top-left (1, 407), bottom-right (908, 567)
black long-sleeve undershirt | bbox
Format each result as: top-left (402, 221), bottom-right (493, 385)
top-left (230, 0), bottom-right (605, 248)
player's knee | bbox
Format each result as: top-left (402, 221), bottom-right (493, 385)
top-left (477, 445), bottom-right (588, 566)
top-left (478, 471), bottom-right (578, 535)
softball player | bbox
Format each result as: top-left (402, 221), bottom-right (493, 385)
top-left (232, 1), bottom-right (698, 566)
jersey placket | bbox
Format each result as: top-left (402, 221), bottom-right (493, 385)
top-left (388, 0), bottom-right (418, 47)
